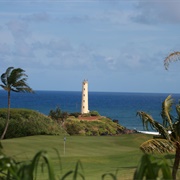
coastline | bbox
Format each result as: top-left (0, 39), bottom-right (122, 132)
top-left (1, 91), bottom-right (180, 131)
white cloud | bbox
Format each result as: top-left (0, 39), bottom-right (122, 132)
top-left (0, 0), bottom-right (180, 93)
top-left (133, 0), bottom-right (180, 24)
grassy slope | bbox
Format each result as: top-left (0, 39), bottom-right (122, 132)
top-left (1, 134), bottom-right (165, 180)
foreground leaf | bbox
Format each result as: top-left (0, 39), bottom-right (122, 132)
top-left (140, 139), bottom-right (175, 153)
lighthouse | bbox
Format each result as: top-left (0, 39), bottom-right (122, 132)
top-left (81, 80), bottom-right (89, 114)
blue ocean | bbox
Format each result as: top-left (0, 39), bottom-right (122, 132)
top-left (0, 90), bottom-right (180, 131)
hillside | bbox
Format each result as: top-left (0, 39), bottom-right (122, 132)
top-left (0, 108), bottom-right (133, 139)
top-left (64, 115), bottom-right (126, 136)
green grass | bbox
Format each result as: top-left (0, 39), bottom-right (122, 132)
top-left (0, 134), bottom-right (169, 180)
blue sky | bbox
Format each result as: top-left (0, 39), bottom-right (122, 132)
top-left (0, 0), bottom-right (180, 93)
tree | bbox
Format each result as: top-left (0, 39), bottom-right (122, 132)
top-left (49, 106), bottom-right (68, 125)
top-left (0, 67), bottom-right (33, 139)
top-left (164, 51), bottom-right (180, 70)
top-left (49, 106), bottom-right (62, 121)
top-left (137, 95), bottom-right (180, 180)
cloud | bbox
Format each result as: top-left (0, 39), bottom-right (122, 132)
top-left (21, 12), bottom-right (50, 22)
top-left (32, 39), bottom-right (73, 52)
top-left (60, 15), bottom-right (90, 24)
top-left (46, 44), bottom-right (96, 70)
top-left (6, 20), bottom-right (30, 38)
top-left (27, 40), bottom-right (120, 72)
top-left (6, 20), bottom-right (34, 57)
top-left (132, 0), bottom-right (180, 24)
top-left (96, 10), bottom-right (131, 25)
top-left (0, 1), bottom-right (174, 75)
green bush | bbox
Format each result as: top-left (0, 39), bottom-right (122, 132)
top-left (69, 112), bottom-right (81, 118)
top-left (90, 111), bottom-right (100, 116)
top-left (0, 108), bottom-right (125, 138)
top-left (81, 111), bottom-right (100, 117)
top-left (0, 108), bottom-right (67, 139)
top-left (65, 121), bottom-right (82, 135)
top-left (49, 107), bottom-right (69, 123)
top-left (81, 113), bottom-right (91, 117)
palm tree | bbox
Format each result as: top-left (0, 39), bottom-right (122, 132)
top-left (0, 67), bottom-right (33, 140)
top-left (164, 51), bottom-right (180, 70)
top-left (137, 95), bottom-right (180, 180)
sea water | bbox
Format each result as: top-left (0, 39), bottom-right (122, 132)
top-left (0, 90), bottom-right (180, 131)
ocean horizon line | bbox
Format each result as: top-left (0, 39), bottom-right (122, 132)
top-left (0, 89), bottom-right (179, 95)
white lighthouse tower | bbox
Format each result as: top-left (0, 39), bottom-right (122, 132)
top-left (81, 80), bottom-right (89, 114)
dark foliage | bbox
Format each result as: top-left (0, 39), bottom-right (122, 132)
top-left (69, 112), bottom-right (81, 118)
top-left (49, 107), bottom-right (69, 124)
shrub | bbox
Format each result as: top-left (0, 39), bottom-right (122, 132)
top-left (81, 113), bottom-right (91, 117)
top-left (49, 106), bottom-right (61, 120)
top-left (49, 107), bottom-right (69, 124)
top-left (65, 121), bottom-right (82, 135)
top-left (90, 111), bottom-right (100, 116)
top-left (69, 112), bottom-right (81, 118)
top-left (0, 108), bottom-right (68, 139)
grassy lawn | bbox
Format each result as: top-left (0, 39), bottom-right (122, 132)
top-left (0, 134), bottom-right (168, 180)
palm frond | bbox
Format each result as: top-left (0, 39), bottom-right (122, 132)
top-left (137, 111), bottom-right (171, 140)
top-left (137, 111), bottom-right (154, 130)
top-left (161, 95), bottom-right (174, 130)
top-left (0, 84), bottom-right (8, 91)
top-left (14, 79), bottom-right (28, 87)
top-left (140, 139), bottom-right (175, 153)
top-left (164, 51), bottom-right (180, 70)
top-left (1, 67), bottom-right (13, 86)
top-left (12, 79), bottom-right (33, 93)
top-left (176, 104), bottom-right (180, 120)
top-left (8, 68), bottom-right (25, 85)
top-left (16, 87), bottom-right (33, 93)
top-left (1, 67), bottom-right (14, 85)
top-left (1, 73), bottom-right (7, 86)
